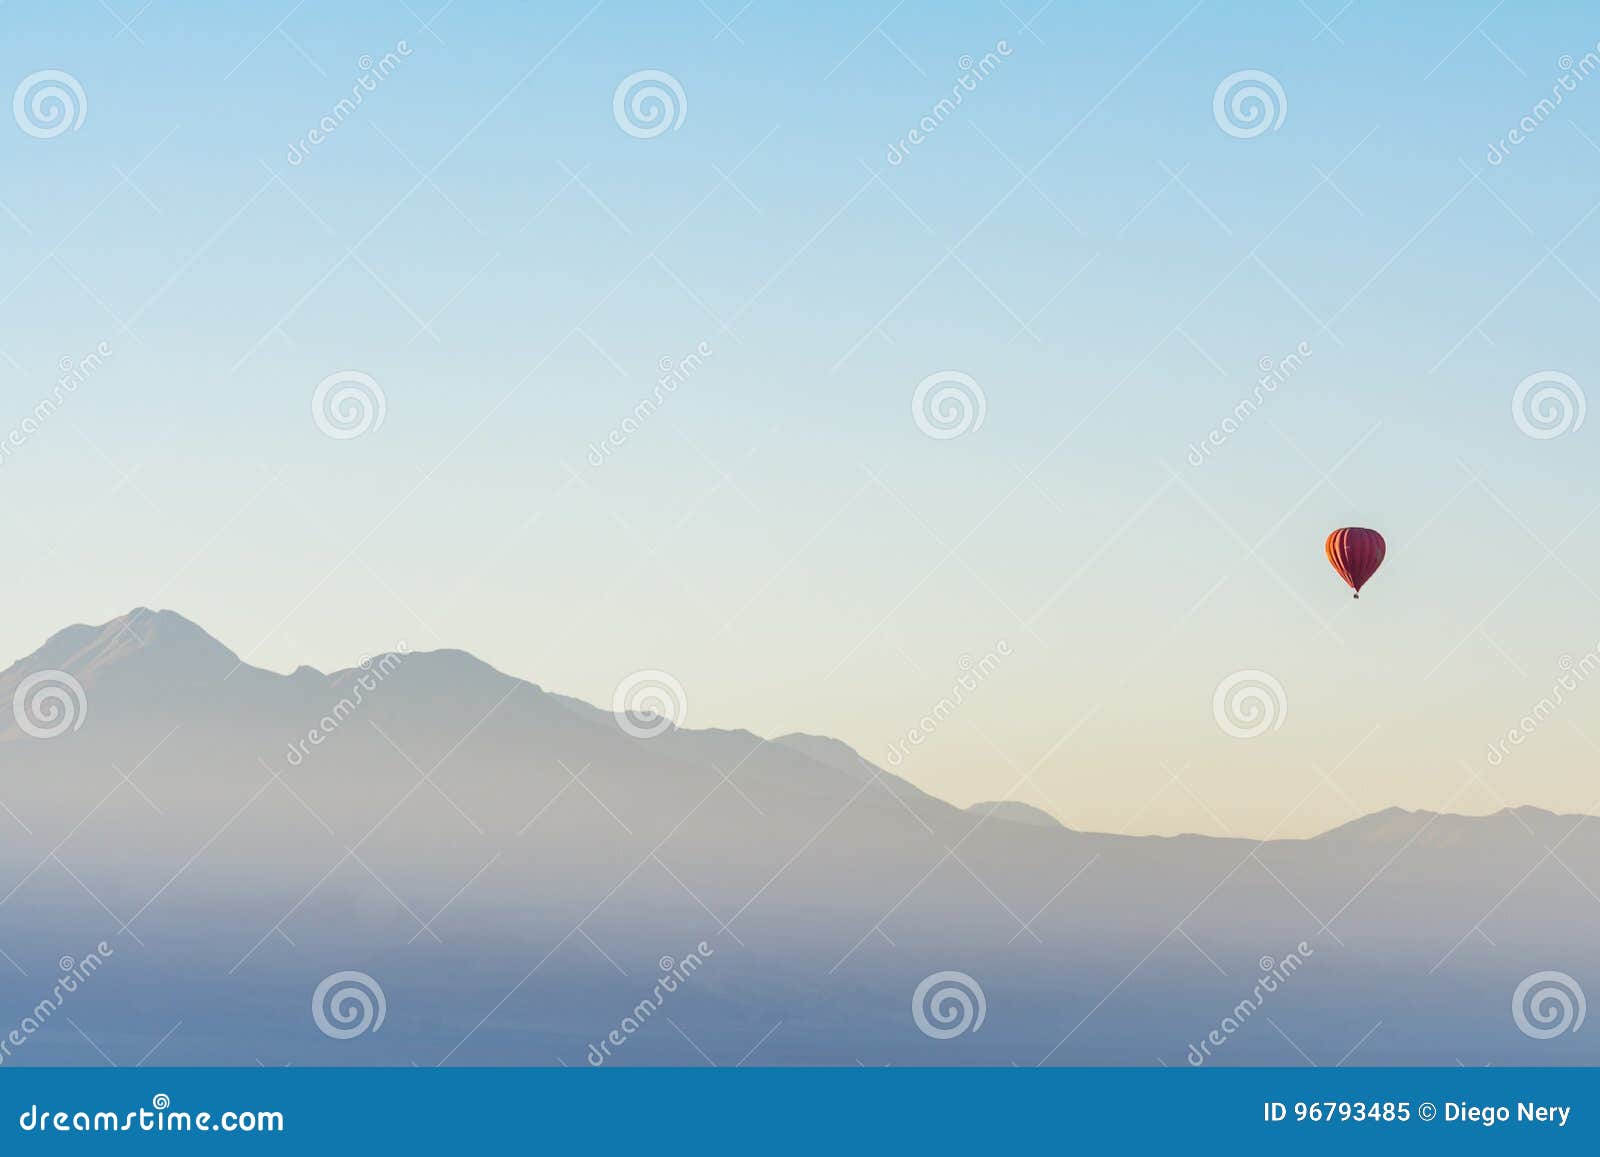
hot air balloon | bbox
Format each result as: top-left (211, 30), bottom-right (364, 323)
top-left (1325, 527), bottom-right (1385, 598)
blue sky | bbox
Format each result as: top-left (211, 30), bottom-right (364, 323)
top-left (3, 1), bottom-right (1599, 835)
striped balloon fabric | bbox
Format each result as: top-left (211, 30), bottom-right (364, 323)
top-left (1325, 527), bottom-right (1386, 598)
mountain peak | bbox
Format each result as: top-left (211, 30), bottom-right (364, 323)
top-left (1313, 806), bottom-right (1434, 843)
top-left (6, 607), bottom-right (240, 685)
top-left (1496, 804), bottom-right (1558, 821)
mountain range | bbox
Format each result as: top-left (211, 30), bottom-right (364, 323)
top-left (0, 609), bottom-right (1593, 1066)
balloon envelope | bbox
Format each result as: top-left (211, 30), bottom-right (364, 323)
top-left (1326, 527), bottom-right (1385, 597)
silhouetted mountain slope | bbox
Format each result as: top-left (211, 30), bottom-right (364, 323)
top-left (968, 800), bottom-right (1065, 828)
top-left (0, 610), bottom-right (1594, 1067)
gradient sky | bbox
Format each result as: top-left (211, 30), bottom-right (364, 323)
top-left (4, 1), bottom-right (1599, 837)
